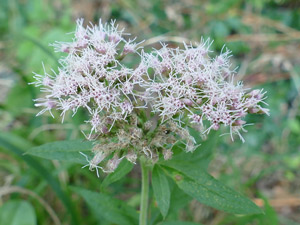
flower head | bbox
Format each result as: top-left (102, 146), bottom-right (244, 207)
top-left (143, 41), bottom-right (269, 142)
top-left (32, 19), bottom-right (268, 175)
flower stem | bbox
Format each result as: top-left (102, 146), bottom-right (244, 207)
top-left (139, 159), bottom-right (149, 225)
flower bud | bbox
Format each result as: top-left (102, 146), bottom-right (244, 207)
top-left (182, 98), bottom-right (193, 106)
top-left (212, 123), bottom-right (220, 130)
top-left (236, 111), bottom-right (247, 117)
top-left (61, 45), bottom-right (70, 53)
top-left (101, 126), bottom-right (109, 134)
top-left (184, 75), bottom-right (193, 84)
top-left (185, 139), bottom-right (195, 152)
top-left (123, 44), bottom-right (135, 54)
top-left (232, 120), bottom-right (246, 126)
top-left (126, 150), bottom-right (137, 164)
top-left (106, 156), bottom-right (123, 173)
top-left (96, 45), bottom-right (107, 54)
top-left (249, 89), bottom-right (260, 97)
top-left (109, 34), bottom-right (121, 43)
top-left (248, 89), bottom-right (264, 100)
top-left (163, 149), bottom-right (173, 160)
top-left (258, 107), bottom-right (270, 116)
top-left (196, 98), bottom-right (202, 105)
top-left (248, 108), bottom-right (259, 114)
top-left (144, 121), bottom-right (153, 131)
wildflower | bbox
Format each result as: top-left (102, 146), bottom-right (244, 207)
top-left (126, 150), bottom-right (137, 164)
top-left (32, 19), bottom-right (268, 175)
top-left (143, 41), bottom-right (269, 142)
top-left (163, 149), bottom-right (173, 160)
top-left (105, 154), bottom-right (125, 173)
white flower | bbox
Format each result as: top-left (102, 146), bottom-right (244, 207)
top-left (32, 18), bottom-right (146, 137)
top-left (32, 18), bottom-right (269, 174)
top-left (143, 41), bottom-right (268, 142)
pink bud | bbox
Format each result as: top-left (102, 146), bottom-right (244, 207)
top-left (233, 120), bottom-right (246, 126)
top-left (101, 126), bottom-right (109, 134)
top-left (248, 108), bottom-right (259, 114)
top-left (196, 99), bottom-right (202, 105)
top-left (106, 156), bottom-right (123, 172)
top-left (109, 34), bottom-right (121, 43)
top-left (185, 75), bottom-right (193, 84)
top-left (123, 44), bottom-right (135, 54)
top-left (216, 56), bottom-right (224, 65)
top-left (96, 46), bottom-right (107, 54)
top-left (43, 76), bottom-right (53, 86)
top-left (249, 89), bottom-right (264, 99)
top-left (236, 111), bottom-right (247, 117)
top-left (163, 149), bottom-right (173, 160)
top-left (61, 45), bottom-right (70, 53)
top-left (212, 123), bottom-right (220, 130)
top-left (47, 101), bottom-right (56, 109)
top-left (182, 98), bottom-right (193, 106)
top-left (250, 89), bottom-right (260, 97)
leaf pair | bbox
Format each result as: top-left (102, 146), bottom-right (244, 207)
top-left (160, 163), bottom-right (262, 215)
top-left (151, 130), bottom-right (262, 218)
top-left (26, 138), bottom-right (262, 223)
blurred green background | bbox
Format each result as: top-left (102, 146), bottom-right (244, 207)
top-left (0, 0), bottom-right (300, 224)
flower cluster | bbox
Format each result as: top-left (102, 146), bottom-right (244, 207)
top-left (32, 19), bottom-right (145, 139)
top-left (32, 19), bottom-right (268, 175)
top-left (143, 41), bottom-right (269, 142)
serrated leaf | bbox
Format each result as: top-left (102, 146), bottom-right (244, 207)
top-left (152, 165), bottom-right (170, 218)
top-left (0, 200), bottom-right (36, 225)
top-left (164, 165), bottom-right (262, 215)
top-left (72, 187), bottom-right (138, 225)
top-left (101, 159), bottom-right (134, 188)
top-left (26, 140), bottom-right (93, 164)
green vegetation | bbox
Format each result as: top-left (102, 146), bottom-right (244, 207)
top-left (0, 0), bottom-right (300, 224)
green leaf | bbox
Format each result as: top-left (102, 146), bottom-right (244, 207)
top-left (168, 182), bottom-right (192, 215)
top-left (0, 200), bottom-right (36, 225)
top-left (72, 187), bottom-right (138, 225)
top-left (23, 33), bottom-right (59, 65)
top-left (164, 165), bottom-right (262, 215)
top-left (220, 196), bottom-right (279, 225)
top-left (101, 159), bottom-right (134, 188)
top-left (0, 133), bottom-right (79, 225)
top-left (262, 198), bottom-right (279, 225)
top-left (26, 140), bottom-right (93, 164)
top-left (152, 165), bottom-right (170, 218)
top-left (158, 222), bottom-right (203, 225)
top-left (0, 132), bottom-right (33, 150)
top-left (4, 84), bottom-right (32, 117)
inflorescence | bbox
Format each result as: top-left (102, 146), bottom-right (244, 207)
top-left (31, 19), bottom-right (269, 176)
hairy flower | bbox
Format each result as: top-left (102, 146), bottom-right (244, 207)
top-left (143, 40), bottom-right (269, 142)
top-left (32, 19), bottom-right (146, 136)
top-left (32, 19), bottom-right (268, 175)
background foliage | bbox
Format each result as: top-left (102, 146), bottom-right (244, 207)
top-left (0, 0), bottom-right (300, 224)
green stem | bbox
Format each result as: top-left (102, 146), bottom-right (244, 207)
top-left (139, 159), bottom-right (149, 225)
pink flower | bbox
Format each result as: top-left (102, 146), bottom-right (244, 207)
top-left (32, 18), bottom-right (269, 174)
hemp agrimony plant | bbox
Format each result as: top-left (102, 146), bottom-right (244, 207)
top-left (29, 19), bottom-right (269, 225)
